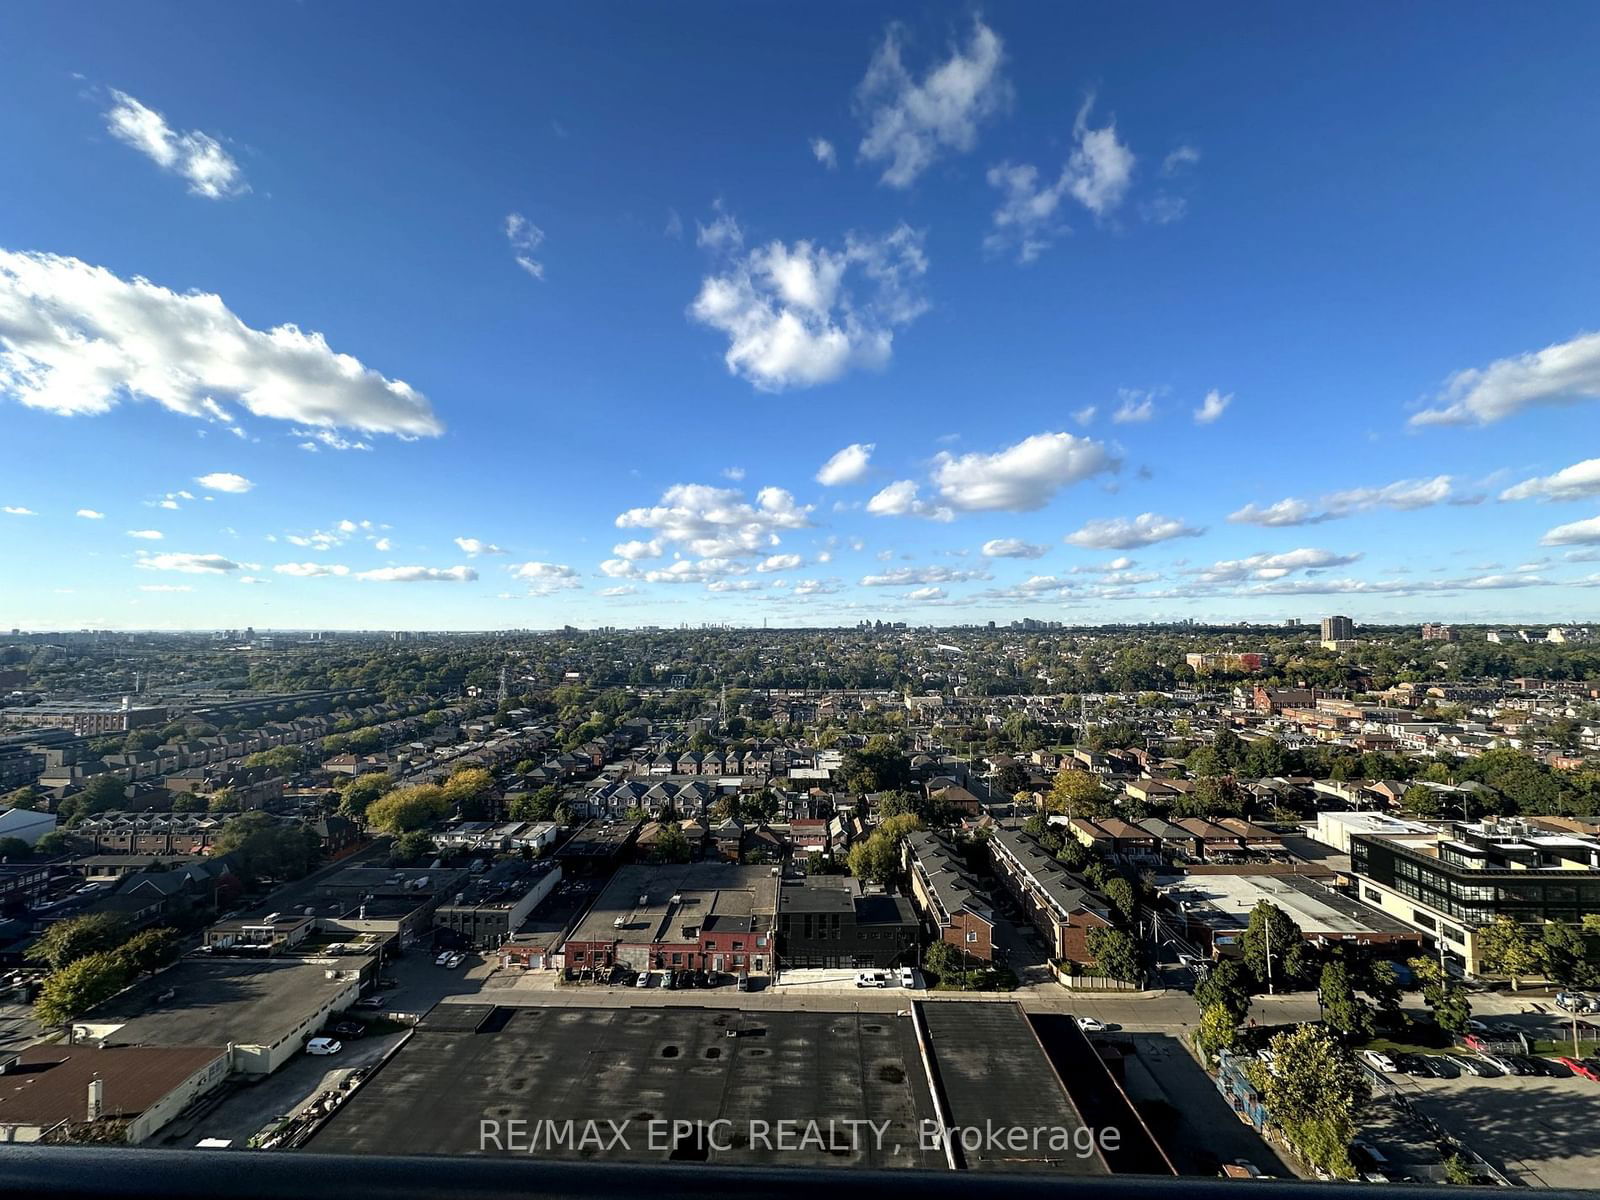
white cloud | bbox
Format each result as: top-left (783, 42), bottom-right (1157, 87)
top-left (1540, 514), bottom-right (1600, 546)
top-left (638, 558), bottom-right (749, 585)
top-left (1162, 145), bottom-right (1201, 175)
top-left (1411, 330), bottom-right (1600, 427)
top-left (1500, 457), bottom-right (1600, 502)
top-left (1111, 388), bottom-right (1156, 424)
top-left (1065, 512), bottom-right (1204, 550)
top-left (930, 431), bottom-right (1116, 511)
top-left (615, 483), bottom-right (812, 557)
top-left (722, 466), bottom-right (746, 481)
top-left (294, 428), bottom-right (372, 452)
top-left (274, 562), bottom-right (350, 578)
top-left (982, 95), bottom-right (1135, 263)
top-left (690, 221), bottom-right (928, 391)
top-left (810, 137), bottom-right (837, 169)
top-left (0, 250), bottom-right (442, 436)
top-left (104, 90), bottom-right (246, 199)
top-left (707, 579), bottom-right (764, 593)
top-left (76, 508), bottom-right (105, 519)
top-left (905, 586), bottom-right (946, 601)
top-left (1190, 547), bottom-right (1361, 584)
top-left (981, 538), bottom-right (1048, 559)
top-left (815, 442), bottom-right (875, 486)
top-left (136, 551), bottom-right (239, 574)
top-left (866, 480), bottom-right (953, 522)
top-left (356, 565), bottom-right (477, 583)
top-left (611, 539), bottom-right (663, 561)
top-left (504, 212), bottom-right (546, 280)
top-left (126, 529), bottom-right (164, 540)
top-left (372, 536), bottom-right (391, 551)
top-left (1072, 405), bottom-right (1097, 426)
top-left (196, 472), bottom-right (253, 494)
top-left (1193, 389), bottom-right (1231, 424)
top-left (792, 578), bottom-right (842, 596)
top-left (4, 506), bottom-right (35, 516)
top-left (599, 585), bottom-right (638, 597)
top-left (757, 553), bottom-right (803, 573)
top-left (859, 565), bottom-right (988, 587)
top-left (454, 536), bottom-right (507, 557)
top-left (138, 584), bottom-right (193, 593)
top-left (1228, 475), bottom-right (1458, 526)
top-left (855, 17), bottom-right (1009, 188)
top-left (509, 561), bottom-right (580, 594)
top-left (1106, 556), bottom-right (1134, 570)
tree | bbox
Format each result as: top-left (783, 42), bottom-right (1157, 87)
top-left (339, 772), bottom-right (394, 821)
top-left (1102, 876), bottom-right (1137, 926)
top-left (212, 812), bottom-right (320, 882)
top-left (0, 837), bottom-right (31, 861)
top-left (390, 830), bottom-right (436, 865)
top-left (1410, 956), bottom-right (1472, 1035)
top-left (1195, 958), bottom-right (1253, 1024)
top-left (1362, 959), bottom-right (1405, 1020)
top-left (840, 735), bottom-right (911, 795)
top-left (994, 763), bottom-right (1029, 796)
top-left (654, 822), bottom-right (691, 864)
top-left (1399, 784), bottom-right (1443, 819)
top-left (442, 767), bottom-right (496, 820)
top-left (507, 785), bottom-right (559, 823)
top-left (1195, 1001), bottom-right (1241, 1065)
top-left (1476, 915), bottom-right (1541, 988)
top-left (33, 829), bottom-right (75, 857)
top-left (1242, 901), bottom-right (1308, 991)
top-left (1249, 1024), bottom-right (1370, 1178)
top-left (116, 928), bottom-right (180, 975)
top-left (1538, 920), bottom-right (1595, 989)
top-left (365, 784), bottom-right (450, 833)
top-left (1046, 769), bottom-right (1107, 817)
top-left (2, 785), bottom-right (40, 811)
top-left (1318, 960), bottom-right (1372, 1038)
top-left (26, 913), bottom-right (131, 971)
top-left (241, 745), bottom-right (303, 773)
top-left (1085, 926), bottom-right (1144, 984)
top-left (33, 951), bottom-right (132, 1030)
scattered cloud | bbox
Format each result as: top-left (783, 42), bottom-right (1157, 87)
top-left (866, 480), bottom-right (953, 522)
top-left (504, 212), bottom-right (546, 280)
top-left (1111, 388), bottom-right (1157, 424)
top-left (599, 585), bottom-right (638, 597)
top-left (757, 553), bottom-right (803, 572)
top-left (1540, 514), bottom-right (1600, 546)
top-left (981, 538), bottom-right (1048, 559)
top-left (104, 89), bottom-right (246, 199)
top-left (76, 508), bottom-right (105, 519)
top-left (612, 539), bottom-right (663, 561)
top-left (294, 428), bottom-right (372, 452)
top-left (982, 94), bottom-right (1135, 263)
top-left (855, 17), bottom-right (1009, 188)
top-left (454, 536), bottom-right (507, 557)
top-left (509, 561), bottom-right (580, 594)
top-left (1072, 405), bottom-right (1097, 426)
top-left (1411, 330), bottom-right (1600, 427)
top-left (0, 251), bottom-right (442, 437)
top-left (1065, 512), bottom-right (1204, 550)
top-left (135, 551), bottom-right (240, 574)
top-left (721, 466), bottom-right (746, 481)
top-left (274, 562), bottom-right (350, 578)
top-left (905, 586), bottom-right (946, 601)
top-left (126, 529), bottom-right (164, 540)
top-left (1162, 145), bottom-right (1201, 175)
top-left (810, 137), bottom-right (837, 169)
top-left (1190, 547), bottom-right (1362, 584)
top-left (615, 483), bottom-right (813, 557)
top-left (355, 565), bottom-right (477, 583)
top-left (859, 565), bottom-right (988, 587)
top-left (4, 506), bottom-right (36, 516)
top-left (690, 219), bottom-right (928, 390)
top-left (815, 442), bottom-right (875, 486)
top-left (1193, 389), bottom-right (1231, 425)
top-left (1228, 475), bottom-right (1458, 526)
top-left (1500, 457), bottom-right (1600, 503)
top-left (930, 431), bottom-right (1116, 512)
top-left (196, 472), bottom-right (253, 494)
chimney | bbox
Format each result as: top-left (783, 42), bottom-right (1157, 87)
top-left (87, 1077), bottom-right (104, 1122)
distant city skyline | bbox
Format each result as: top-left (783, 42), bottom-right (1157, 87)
top-left (4, 4), bottom-right (1600, 631)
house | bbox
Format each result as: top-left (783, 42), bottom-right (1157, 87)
top-left (902, 830), bottom-right (996, 961)
top-left (987, 828), bottom-right (1115, 968)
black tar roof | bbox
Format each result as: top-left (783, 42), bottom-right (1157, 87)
top-left (307, 1003), bottom-right (942, 1170)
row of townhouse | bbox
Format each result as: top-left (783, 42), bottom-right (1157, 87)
top-left (629, 744), bottom-right (840, 779)
top-left (69, 810), bottom-right (353, 856)
top-left (901, 830), bottom-right (996, 961)
top-left (986, 828), bottom-right (1115, 969)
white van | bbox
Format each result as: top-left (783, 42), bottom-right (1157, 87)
top-left (854, 970), bottom-right (890, 988)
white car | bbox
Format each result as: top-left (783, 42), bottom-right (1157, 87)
top-left (1361, 1049), bottom-right (1398, 1073)
top-left (898, 967), bottom-right (919, 989)
top-left (635, 971), bottom-right (653, 988)
top-left (306, 1037), bottom-right (342, 1056)
top-left (435, 951), bottom-right (453, 966)
top-left (446, 952), bottom-right (466, 969)
top-left (1075, 1016), bottom-right (1108, 1033)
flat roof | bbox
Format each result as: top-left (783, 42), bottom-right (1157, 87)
top-left (918, 1002), bottom-right (1105, 1174)
top-left (569, 862), bottom-right (777, 946)
top-left (82, 956), bottom-right (368, 1049)
top-left (1160, 872), bottom-right (1418, 938)
top-left (306, 1004), bottom-right (943, 1169)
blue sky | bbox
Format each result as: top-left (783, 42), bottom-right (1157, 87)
top-left (3, 2), bottom-right (1600, 631)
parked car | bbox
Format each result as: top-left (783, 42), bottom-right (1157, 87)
top-left (1476, 1053), bottom-right (1515, 1075)
top-left (1075, 1016), bottom-right (1108, 1033)
top-left (327, 1021), bottom-right (366, 1038)
top-left (662, 971), bottom-right (677, 990)
top-left (1447, 1055), bottom-right (1485, 1077)
top-left (1220, 1161), bottom-right (1266, 1179)
top-left (1413, 1055), bottom-right (1452, 1079)
top-left (435, 952), bottom-right (453, 967)
top-left (306, 1037), bottom-right (342, 1056)
top-left (1360, 1049), bottom-right (1399, 1073)
top-left (1556, 992), bottom-right (1594, 1013)
top-left (445, 953), bottom-right (466, 969)
top-left (898, 967), bottom-right (918, 989)
top-left (635, 971), bottom-right (652, 989)
top-left (1557, 1057), bottom-right (1600, 1082)
top-left (693, 969), bottom-right (710, 988)
top-left (736, 972), bottom-right (750, 992)
top-left (855, 970), bottom-right (890, 988)
top-left (354, 995), bottom-right (386, 1010)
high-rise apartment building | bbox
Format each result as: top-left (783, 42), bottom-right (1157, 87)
top-left (1321, 615), bottom-right (1355, 642)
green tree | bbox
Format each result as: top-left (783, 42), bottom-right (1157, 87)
top-left (390, 830), bottom-right (436, 865)
top-left (33, 951), bottom-right (132, 1030)
top-left (654, 822), bottom-right (691, 864)
top-left (1476, 915), bottom-right (1541, 988)
top-left (840, 735), bottom-right (911, 795)
top-left (1249, 1025), bottom-right (1370, 1178)
top-left (339, 772), bottom-right (394, 821)
top-left (1410, 956), bottom-right (1472, 1035)
top-left (1318, 960), bottom-right (1372, 1038)
top-left (212, 812), bottom-right (320, 882)
top-left (115, 927), bottom-right (180, 975)
top-left (1194, 957), bottom-right (1253, 1024)
top-left (365, 784), bottom-right (450, 833)
top-left (25, 913), bottom-right (131, 971)
top-left (0, 836), bottom-right (31, 861)
top-left (1195, 1001), bottom-right (1241, 1065)
top-left (1046, 768), bottom-right (1108, 817)
top-left (1538, 920), bottom-right (1595, 989)
top-left (1362, 959), bottom-right (1405, 1020)
top-left (1085, 925), bottom-right (1144, 984)
top-left (442, 767), bottom-right (496, 819)
top-left (34, 829), bottom-right (75, 857)
top-left (1399, 784), bottom-right (1442, 819)
top-left (1242, 901), bottom-right (1308, 991)
top-left (2, 785), bottom-right (40, 811)
top-left (1102, 876), bottom-right (1137, 926)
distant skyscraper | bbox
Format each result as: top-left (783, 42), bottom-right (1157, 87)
top-left (1321, 614), bottom-right (1355, 642)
